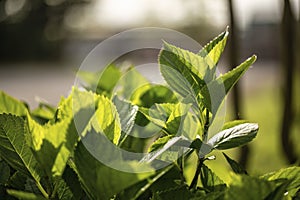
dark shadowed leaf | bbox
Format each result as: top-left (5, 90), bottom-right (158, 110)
top-left (223, 153), bottom-right (247, 174)
top-left (74, 142), bottom-right (154, 200)
top-left (0, 114), bottom-right (46, 197)
top-left (200, 164), bottom-right (226, 192)
top-left (261, 167), bottom-right (300, 197)
top-left (225, 174), bottom-right (276, 200)
top-left (0, 160), bottom-right (10, 185)
top-left (7, 190), bottom-right (47, 200)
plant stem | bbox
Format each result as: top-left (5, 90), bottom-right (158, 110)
top-left (190, 108), bottom-right (210, 190)
top-left (132, 165), bottom-right (173, 200)
top-left (189, 157), bottom-right (204, 190)
top-left (203, 109), bottom-right (210, 142)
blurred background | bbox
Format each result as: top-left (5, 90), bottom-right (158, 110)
top-left (0, 0), bottom-right (299, 177)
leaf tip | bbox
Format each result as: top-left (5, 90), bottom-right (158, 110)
top-left (225, 26), bottom-right (230, 35)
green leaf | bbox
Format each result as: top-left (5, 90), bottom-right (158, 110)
top-left (78, 64), bottom-right (122, 97)
top-left (207, 123), bottom-right (258, 150)
top-left (200, 55), bottom-right (256, 112)
top-left (223, 153), bottom-right (247, 174)
top-left (225, 174), bottom-right (276, 200)
top-left (83, 94), bottom-right (122, 144)
top-left (264, 180), bottom-right (292, 200)
top-left (97, 64), bottom-right (122, 96)
top-left (139, 103), bottom-right (175, 129)
top-left (222, 120), bottom-right (249, 130)
top-left (0, 160), bottom-right (10, 184)
top-left (76, 70), bottom-right (101, 90)
top-left (117, 165), bottom-right (175, 200)
top-left (31, 103), bottom-right (56, 124)
top-left (113, 96), bottom-right (138, 142)
top-left (148, 135), bottom-right (174, 153)
top-left (159, 59), bottom-right (199, 109)
top-left (53, 177), bottom-right (75, 200)
top-left (153, 185), bottom-right (194, 200)
top-left (28, 88), bottom-right (102, 177)
top-left (130, 84), bottom-right (177, 107)
top-left (62, 165), bottom-right (85, 200)
top-left (148, 165), bottom-right (185, 196)
top-left (261, 167), bottom-right (300, 197)
top-left (0, 114), bottom-right (47, 197)
top-left (165, 103), bottom-right (192, 136)
top-left (8, 171), bottom-right (27, 191)
top-left (198, 27), bottom-right (229, 68)
top-left (141, 136), bottom-right (189, 164)
top-left (29, 88), bottom-right (120, 179)
top-left (0, 91), bottom-right (28, 116)
top-left (139, 103), bottom-right (192, 136)
top-left (198, 28), bottom-right (229, 81)
top-left (24, 178), bottom-right (41, 195)
top-left (190, 191), bottom-right (224, 200)
top-left (189, 138), bottom-right (203, 151)
top-left (200, 164), bottom-right (226, 192)
top-left (74, 142), bottom-right (154, 200)
top-left (117, 66), bottom-right (149, 100)
top-left (27, 116), bottom-right (75, 178)
top-left (159, 41), bottom-right (207, 89)
top-left (218, 55), bottom-right (256, 94)
top-left (70, 91), bottom-right (153, 199)
top-left (7, 189), bottom-right (47, 200)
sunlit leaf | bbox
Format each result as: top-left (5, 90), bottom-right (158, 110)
top-left (222, 120), bottom-right (249, 130)
top-left (218, 55), bottom-right (256, 94)
top-left (207, 123), bottom-right (258, 150)
top-left (159, 41), bottom-right (207, 89)
top-left (200, 55), bottom-right (256, 112)
top-left (148, 135), bottom-right (174, 153)
top-left (0, 91), bottom-right (28, 116)
top-left (198, 27), bottom-right (229, 68)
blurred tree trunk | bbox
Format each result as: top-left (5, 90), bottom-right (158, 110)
top-left (227, 0), bottom-right (250, 168)
top-left (280, 0), bottom-right (297, 164)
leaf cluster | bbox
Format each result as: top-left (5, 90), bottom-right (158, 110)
top-left (0, 29), bottom-right (299, 200)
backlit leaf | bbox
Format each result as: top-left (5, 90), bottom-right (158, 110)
top-left (0, 91), bottom-right (28, 116)
top-left (207, 123), bottom-right (258, 150)
top-left (198, 28), bottom-right (229, 69)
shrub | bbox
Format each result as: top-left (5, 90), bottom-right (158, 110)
top-left (0, 29), bottom-right (299, 199)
